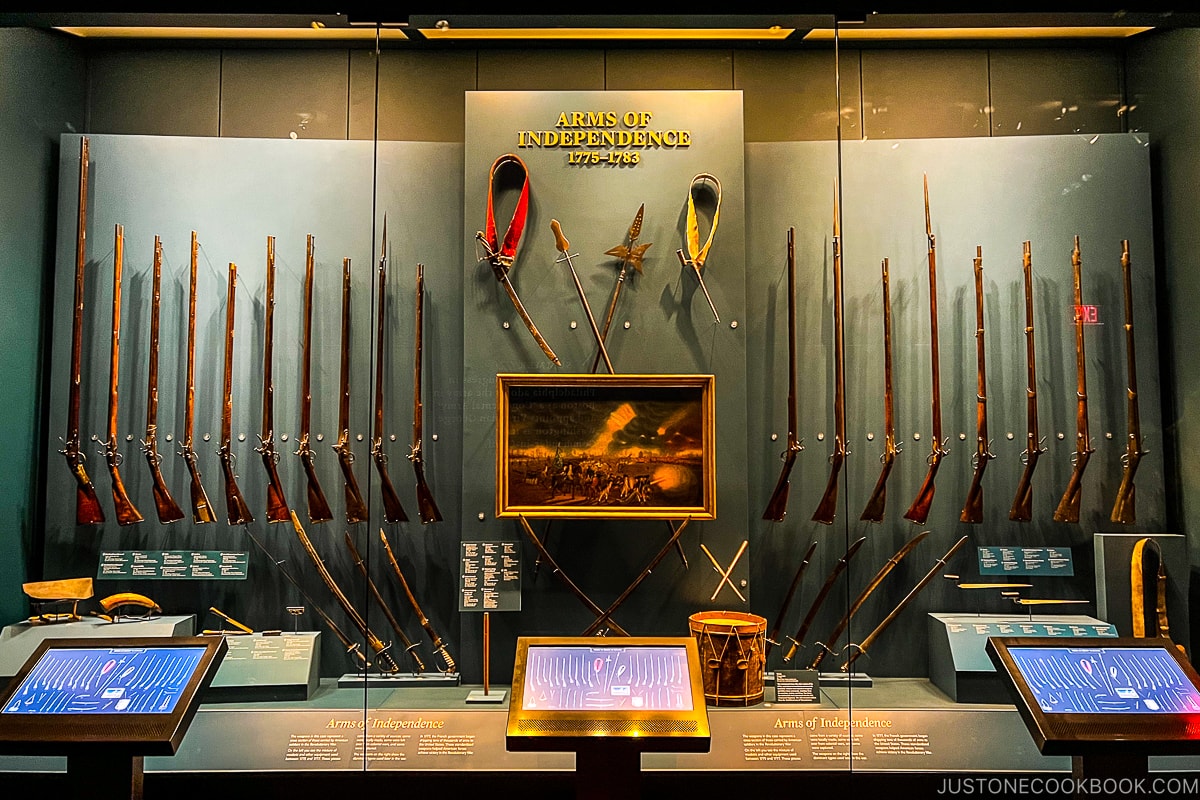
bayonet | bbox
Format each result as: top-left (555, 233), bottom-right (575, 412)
top-left (295, 234), bottom-right (333, 523)
top-left (763, 227), bottom-right (804, 521)
top-left (141, 235), bottom-right (184, 523)
top-left (552, 218), bottom-right (613, 373)
top-left (178, 231), bottom-right (216, 523)
top-left (101, 224), bottom-right (143, 526)
top-left (332, 256), bottom-right (369, 524)
top-left (592, 203), bottom-right (651, 372)
top-left (903, 173), bottom-right (949, 525)
top-left (61, 136), bottom-right (105, 525)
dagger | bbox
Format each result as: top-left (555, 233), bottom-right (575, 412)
top-left (551, 218), bottom-right (613, 373)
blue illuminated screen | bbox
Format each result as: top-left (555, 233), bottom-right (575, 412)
top-left (2, 645), bottom-right (208, 715)
top-left (1007, 645), bottom-right (1200, 714)
top-left (521, 644), bottom-right (693, 711)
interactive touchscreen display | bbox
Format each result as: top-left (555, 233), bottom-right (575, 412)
top-left (2, 645), bottom-right (208, 715)
top-left (521, 644), bottom-right (693, 711)
top-left (1006, 645), bottom-right (1200, 714)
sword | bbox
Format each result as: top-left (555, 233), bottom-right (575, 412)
top-left (809, 530), bottom-right (931, 671)
top-left (676, 248), bottom-right (720, 324)
top-left (592, 204), bottom-right (651, 373)
top-left (551, 218), bottom-right (613, 373)
top-left (766, 540), bottom-right (818, 655)
top-left (476, 231), bottom-right (560, 366)
top-left (783, 536), bottom-right (866, 663)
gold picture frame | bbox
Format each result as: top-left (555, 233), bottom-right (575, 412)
top-left (496, 373), bottom-right (716, 519)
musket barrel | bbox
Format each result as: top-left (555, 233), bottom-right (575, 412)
top-left (1112, 240), bottom-right (1145, 524)
top-left (64, 137), bottom-right (105, 525)
top-left (143, 235), bottom-right (184, 523)
top-left (333, 256), bottom-right (369, 524)
top-left (180, 230), bottom-right (215, 524)
top-left (1010, 241), bottom-right (1044, 521)
top-left (104, 223), bottom-right (143, 526)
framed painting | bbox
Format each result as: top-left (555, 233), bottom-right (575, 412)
top-left (496, 374), bottom-right (716, 519)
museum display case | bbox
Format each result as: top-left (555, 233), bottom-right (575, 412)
top-left (3, 10), bottom-right (1200, 792)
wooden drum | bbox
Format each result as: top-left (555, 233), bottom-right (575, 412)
top-left (688, 610), bottom-right (767, 707)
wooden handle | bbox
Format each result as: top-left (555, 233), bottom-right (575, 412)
top-left (550, 218), bottom-right (569, 252)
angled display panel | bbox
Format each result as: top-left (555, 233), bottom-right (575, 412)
top-left (986, 636), bottom-right (1200, 756)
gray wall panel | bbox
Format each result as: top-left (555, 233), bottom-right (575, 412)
top-left (87, 48), bottom-right (221, 137)
top-left (477, 49), bottom-right (606, 91)
top-left (606, 49), bottom-right (734, 91)
top-left (861, 49), bottom-right (991, 140)
top-left (989, 48), bottom-right (1125, 137)
top-left (220, 50), bottom-right (350, 140)
top-left (350, 49), bottom-right (478, 141)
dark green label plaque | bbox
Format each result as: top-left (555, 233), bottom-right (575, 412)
top-left (98, 551), bottom-right (249, 580)
top-left (459, 541), bottom-right (521, 612)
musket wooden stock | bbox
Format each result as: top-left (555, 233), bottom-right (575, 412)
top-left (219, 262), bottom-right (253, 525)
top-left (380, 528), bottom-right (456, 673)
top-left (903, 174), bottom-right (948, 525)
top-left (1111, 240), bottom-right (1147, 525)
top-left (332, 257), bottom-right (369, 524)
top-left (102, 224), bottom-right (143, 526)
top-left (1053, 235), bottom-right (1094, 524)
top-left (62, 136), bottom-right (105, 525)
top-left (810, 530), bottom-right (930, 671)
top-left (1010, 241), bottom-right (1045, 521)
top-left (257, 236), bottom-right (291, 523)
top-left (343, 530), bottom-right (426, 672)
top-left (179, 231), bottom-right (216, 524)
top-left (409, 263), bottom-right (442, 523)
top-left (763, 227), bottom-right (803, 521)
top-left (765, 540), bottom-right (817, 655)
top-left (142, 235), bottom-right (184, 523)
top-left (960, 245), bottom-right (995, 524)
top-left (860, 257), bottom-right (900, 522)
top-left (296, 234), bottom-right (333, 523)
top-left (371, 241), bottom-right (408, 524)
top-left (842, 536), bottom-right (968, 672)
top-left (813, 188), bottom-right (849, 525)
top-left (783, 536), bottom-right (866, 663)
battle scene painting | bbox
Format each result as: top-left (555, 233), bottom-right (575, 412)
top-left (496, 374), bottom-right (715, 519)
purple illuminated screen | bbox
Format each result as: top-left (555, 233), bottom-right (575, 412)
top-left (521, 645), bottom-right (693, 711)
top-left (3, 646), bottom-right (208, 715)
top-left (1007, 646), bottom-right (1200, 714)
